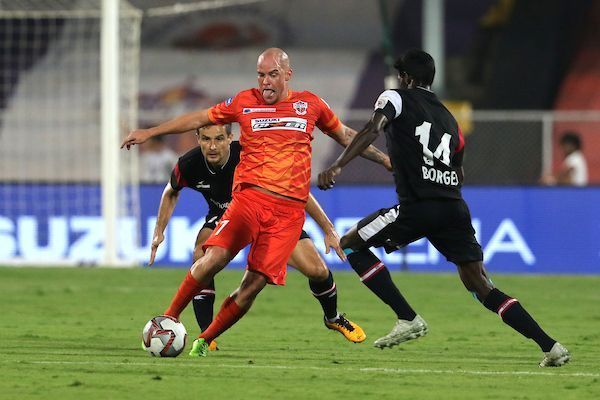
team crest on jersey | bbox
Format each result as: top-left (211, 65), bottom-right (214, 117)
top-left (375, 98), bottom-right (388, 109)
top-left (293, 101), bottom-right (308, 115)
top-left (225, 97), bottom-right (233, 106)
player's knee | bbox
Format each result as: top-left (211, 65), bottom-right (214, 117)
top-left (340, 233), bottom-right (354, 250)
top-left (308, 265), bottom-right (329, 282)
top-left (191, 247), bottom-right (228, 276)
top-left (340, 229), bottom-right (363, 251)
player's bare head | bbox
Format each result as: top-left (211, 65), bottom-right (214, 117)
top-left (257, 48), bottom-right (292, 104)
top-left (195, 124), bottom-right (232, 167)
top-left (394, 49), bottom-right (435, 89)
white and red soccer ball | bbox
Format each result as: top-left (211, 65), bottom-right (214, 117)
top-left (142, 315), bottom-right (187, 357)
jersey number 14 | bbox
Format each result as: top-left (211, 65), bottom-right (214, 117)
top-left (415, 121), bottom-right (451, 167)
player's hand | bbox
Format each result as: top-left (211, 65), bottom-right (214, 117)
top-left (121, 129), bottom-right (153, 150)
top-left (318, 164), bottom-right (341, 190)
top-left (383, 155), bottom-right (393, 171)
top-left (148, 232), bottom-right (164, 266)
top-left (323, 228), bottom-right (347, 262)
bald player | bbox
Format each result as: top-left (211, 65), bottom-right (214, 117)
top-left (122, 48), bottom-right (391, 357)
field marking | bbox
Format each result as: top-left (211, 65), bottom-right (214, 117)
top-left (21, 360), bottom-right (599, 378)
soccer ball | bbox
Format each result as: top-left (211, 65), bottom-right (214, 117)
top-left (142, 315), bottom-right (187, 357)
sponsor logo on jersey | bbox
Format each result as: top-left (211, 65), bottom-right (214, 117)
top-left (195, 181), bottom-right (211, 189)
top-left (225, 97), bottom-right (233, 106)
top-left (251, 117), bottom-right (307, 132)
top-left (210, 199), bottom-right (229, 209)
top-left (242, 107), bottom-right (277, 114)
top-left (293, 100), bottom-right (308, 115)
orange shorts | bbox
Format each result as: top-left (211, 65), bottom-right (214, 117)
top-left (203, 186), bottom-right (305, 285)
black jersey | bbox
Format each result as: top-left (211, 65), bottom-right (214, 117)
top-left (374, 88), bottom-right (465, 201)
top-left (170, 141), bottom-right (241, 218)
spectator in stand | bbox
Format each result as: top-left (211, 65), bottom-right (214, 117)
top-left (541, 131), bottom-right (588, 186)
top-left (139, 136), bottom-right (179, 183)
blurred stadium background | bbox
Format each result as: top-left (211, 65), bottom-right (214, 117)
top-left (0, 0), bottom-right (599, 273)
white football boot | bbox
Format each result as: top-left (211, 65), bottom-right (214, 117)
top-left (374, 315), bottom-right (428, 349)
top-left (539, 342), bottom-right (571, 367)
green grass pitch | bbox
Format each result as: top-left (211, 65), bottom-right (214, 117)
top-left (0, 266), bottom-right (598, 399)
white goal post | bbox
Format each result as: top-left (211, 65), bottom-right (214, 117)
top-left (0, 0), bottom-right (142, 266)
top-left (0, 0), bottom-right (273, 267)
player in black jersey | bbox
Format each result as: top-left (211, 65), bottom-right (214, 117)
top-left (149, 124), bottom-right (366, 347)
top-left (319, 49), bottom-right (570, 367)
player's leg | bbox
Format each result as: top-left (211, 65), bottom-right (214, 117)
top-left (190, 188), bottom-right (306, 357)
top-left (340, 205), bottom-right (427, 348)
top-left (164, 193), bottom-right (256, 320)
top-left (340, 207), bottom-right (420, 321)
top-left (190, 270), bottom-right (268, 356)
top-left (288, 234), bottom-right (335, 319)
top-left (457, 260), bottom-right (569, 366)
top-left (288, 234), bottom-right (366, 343)
top-left (191, 226), bottom-right (217, 333)
top-left (432, 199), bottom-right (570, 367)
top-left (164, 245), bottom-right (235, 319)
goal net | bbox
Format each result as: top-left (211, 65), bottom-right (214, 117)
top-left (0, 0), bottom-right (142, 265)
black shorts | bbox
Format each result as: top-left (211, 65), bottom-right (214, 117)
top-left (202, 213), bottom-right (222, 231)
top-left (356, 199), bottom-right (483, 264)
top-left (299, 229), bottom-right (310, 241)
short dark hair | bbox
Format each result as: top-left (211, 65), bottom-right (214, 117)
top-left (394, 49), bottom-right (436, 86)
top-left (196, 124), bottom-right (232, 136)
top-left (560, 131), bottom-right (582, 149)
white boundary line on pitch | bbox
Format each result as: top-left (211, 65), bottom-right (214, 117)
top-left (23, 360), bottom-right (598, 378)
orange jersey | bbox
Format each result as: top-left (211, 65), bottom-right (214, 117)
top-left (208, 88), bottom-right (341, 202)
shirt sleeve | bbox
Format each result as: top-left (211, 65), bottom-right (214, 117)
top-left (169, 162), bottom-right (187, 191)
top-left (452, 126), bottom-right (465, 167)
top-left (208, 93), bottom-right (241, 125)
top-left (564, 153), bottom-right (578, 170)
top-left (315, 97), bottom-right (342, 134)
top-left (373, 89), bottom-right (403, 121)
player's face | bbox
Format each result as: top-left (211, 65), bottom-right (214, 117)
top-left (197, 126), bottom-right (232, 166)
top-left (257, 54), bottom-right (291, 105)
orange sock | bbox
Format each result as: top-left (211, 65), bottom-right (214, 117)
top-left (199, 296), bottom-right (246, 343)
top-left (164, 271), bottom-right (205, 319)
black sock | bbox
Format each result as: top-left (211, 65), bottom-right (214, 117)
top-left (483, 288), bottom-right (556, 352)
top-left (192, 279), bottom-right (216, 332)
top-left (347, 249), bottom-right (416, 321)
top-left (309, 270), bottom-right (338, 320)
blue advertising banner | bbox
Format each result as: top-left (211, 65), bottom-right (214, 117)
top-left (1, 184), bottom-right (598, 274)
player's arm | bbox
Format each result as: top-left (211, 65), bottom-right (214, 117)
top-left (121, 109), bottom-right (212, 149)
top-left (318, 112), bottom-right (388, 190)
top-left (305, 192), bottom-right (346, 261)
top-left (328, 123), bottom-right (392, 171)
top-left (148, 182), bottom-right (181, 266)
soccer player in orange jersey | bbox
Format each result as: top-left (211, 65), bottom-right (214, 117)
top-left (121, 48), bottom-right (390, 356)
